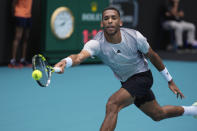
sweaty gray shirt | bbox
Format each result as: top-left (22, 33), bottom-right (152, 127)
top-left (83, 28), bottom-right (150, 82)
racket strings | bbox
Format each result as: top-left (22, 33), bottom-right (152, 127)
top-left (35, 57), bottom-right (50, 86)
top-left (32, 54), bottom-right (54, 87)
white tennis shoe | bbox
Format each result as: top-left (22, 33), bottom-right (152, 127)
top-left (192, 102), bottom-right (197, 119)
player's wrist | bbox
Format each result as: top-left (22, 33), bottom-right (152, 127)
top-left (160, 67), bottom-right (173, 82)
top-left (62, 57), bottom-right (73, 68)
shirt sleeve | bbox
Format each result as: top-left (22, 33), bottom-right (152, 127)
top-left (136, 31), bottom-right (150, 54)
top-left (82, 40), bottom-right (100, 57)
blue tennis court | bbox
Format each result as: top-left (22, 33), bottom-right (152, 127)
top-left (0, 60), bottom-right (196, 131)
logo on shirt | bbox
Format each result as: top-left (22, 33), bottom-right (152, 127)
top-left (117, 50), bottom-right (121, 53)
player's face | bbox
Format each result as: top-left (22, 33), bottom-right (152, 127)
top-left (101, 10), bottom-right (122, 36)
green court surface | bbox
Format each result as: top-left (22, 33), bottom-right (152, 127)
top-left (0, 60), bottom-right (197, 131)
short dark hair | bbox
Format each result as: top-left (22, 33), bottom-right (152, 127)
top-left (102, 6), bottom-right (120, 17)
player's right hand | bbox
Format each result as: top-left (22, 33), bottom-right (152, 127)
top-left (54, 60), bottom-right (66, 74)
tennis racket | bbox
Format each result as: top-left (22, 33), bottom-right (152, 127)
top-left (32, 54), bottom-right (61, 87)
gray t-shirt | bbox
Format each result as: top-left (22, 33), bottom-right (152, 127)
top-left (83, 28), bottom-right (150, 82)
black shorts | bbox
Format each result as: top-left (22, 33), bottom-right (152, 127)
top-left (15, 16), bottom-right (32, 28)
top-left (121, 70), bottom-right (155, 108)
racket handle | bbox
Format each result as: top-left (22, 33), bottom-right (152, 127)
top-left (53, 67), bottom-right (62, 73)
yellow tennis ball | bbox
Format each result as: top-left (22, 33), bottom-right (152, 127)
top-left (192, 102), bottom-right (197, 119)
top-left (32, 70), bottom-right (42, 80)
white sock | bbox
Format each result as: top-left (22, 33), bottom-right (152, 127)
top-left (182, 106), bottom-right (197, 116)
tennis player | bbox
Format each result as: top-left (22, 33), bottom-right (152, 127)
top-left (55, 7), bottom-right (197, 131)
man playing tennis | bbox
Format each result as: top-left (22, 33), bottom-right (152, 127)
top-left (55, 7), bottom-right (197, 131)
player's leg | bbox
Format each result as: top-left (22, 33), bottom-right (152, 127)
top-left (100, 88), bottom-right (135, 131)
top-left (138, 98), bottom-right (183, 121)
top-left (100, 70), bottom-right (154, 130)
top-left (138, 97), bottom-right (197, 121)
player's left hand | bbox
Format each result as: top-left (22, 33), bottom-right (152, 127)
top-left (168, 80), bottom-right (185, 99)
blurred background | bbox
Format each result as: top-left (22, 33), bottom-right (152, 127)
top-left (1, 0), bottom-right (197, 66)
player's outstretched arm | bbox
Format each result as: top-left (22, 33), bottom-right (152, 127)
top-left (145, 47), bottom-right (184, 99)
top-left (145, 47), bottom-right (165, 71)
top-left (54, 50), bottom-right (91, 73)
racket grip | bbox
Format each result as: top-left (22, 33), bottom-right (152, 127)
top-left (54, 67), bottom-right (62, 73)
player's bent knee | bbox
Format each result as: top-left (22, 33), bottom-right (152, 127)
top-left (106, 100), bottom-right (119, 114)
top-left (150, 113), bottom-right (165, 121)
top-left (151, 116), bottom-right (162, 121)
top-left (150, 110), bottom-right (166, 121)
